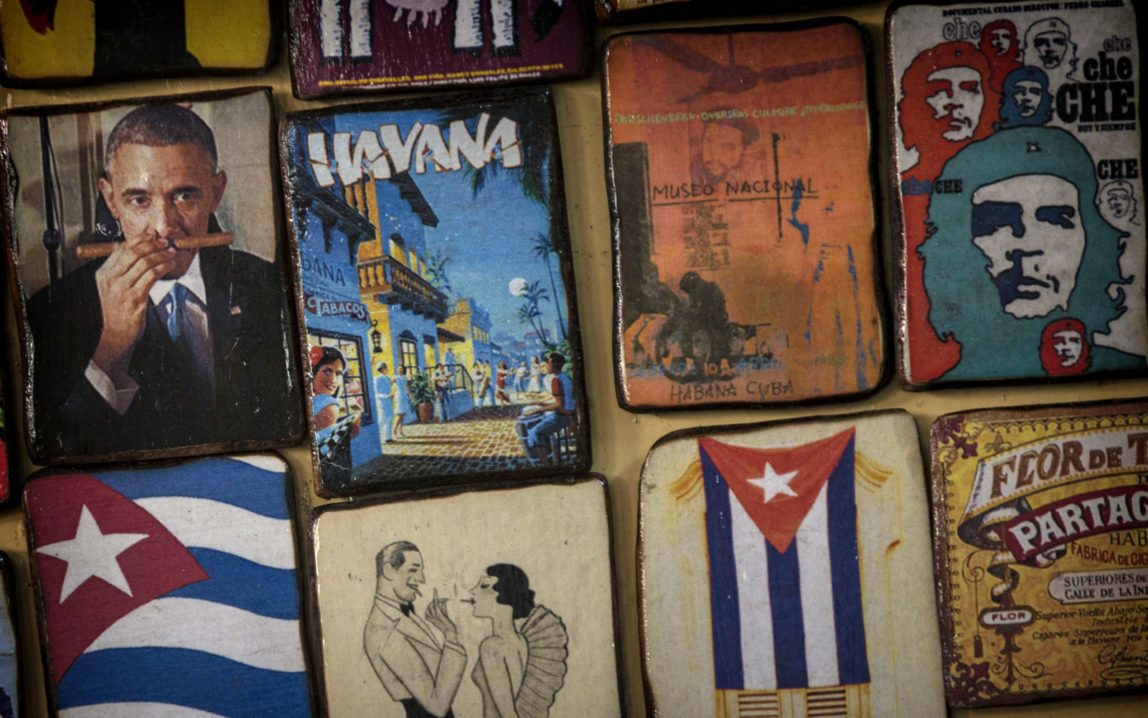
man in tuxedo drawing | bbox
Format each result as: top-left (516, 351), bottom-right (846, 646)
top-left (364, 541), bottom-right (466, 718)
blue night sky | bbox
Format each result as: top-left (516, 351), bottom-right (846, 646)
top-left (335, 108), bottom-right (566, 346)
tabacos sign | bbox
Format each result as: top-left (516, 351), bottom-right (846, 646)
top-left (305, 293), bottom-right (369, 322)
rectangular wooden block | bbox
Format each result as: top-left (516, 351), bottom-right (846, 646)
top-left (23, 455), bottom-right (313, 716)
top-left (639, 411), bottom-right (945, 717)
top-left (309, 477), bottom-right (622, 718)
top-left (887, 1), bottom-right (1146, 386)
top-left (932, 399), bottom-right (1148, 706)
top-left (1, 88), bottom-right (303, 464)
top-left (282, 86), bottom-right (590, 495)
top-left (0, 0), bottom-right (279, 87)
top-left (289, 0), bottom-right (589, 98)
top-left (604, 20), bottom-right (887, 411)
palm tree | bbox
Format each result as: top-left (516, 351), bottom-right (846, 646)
top-left (531, 233), bottom-right (566, 341)
top-left (516, 281), bottom-right (552, 347)
top-left (437, 104), bottom-right (549, 208)
top-left (424, 250), bottom-right (452, 295)
top-left (516, 304), bottom-right (545, 348)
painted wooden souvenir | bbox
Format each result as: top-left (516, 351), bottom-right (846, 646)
top-left (309, 477), bottom-right (621, 718)
top-left (288, 0), bottom-right (589, 98)
top-left (933, 399), bottom-right (1148, 706)
top-left (0, 0), bottom-right (279, 87)
top-left (639, 411), bottom-right (945, 717)
top-left (282, 86), bottom-right (589, 496)
top-left (24, 454), bottom-right (313, 716)
top-left (0, 553), bottom-right (18, 718)
top-left (887, 1), bottom-right (1146, 387)
top-left (603, 21), bottom-right (886, 412)
top-left (1, 88), bottom-right (303, 464)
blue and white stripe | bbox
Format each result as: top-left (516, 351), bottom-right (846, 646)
top-left (701, 440), bottom-right (869, 691)
top-left (58, 456), bottom-right (310, 717)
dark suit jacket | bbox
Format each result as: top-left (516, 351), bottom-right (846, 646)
top-left (25, 246), bottom-right (302, 459)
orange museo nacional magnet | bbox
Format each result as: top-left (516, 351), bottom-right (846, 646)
top-left (604, 19), bottom-right (886, 411)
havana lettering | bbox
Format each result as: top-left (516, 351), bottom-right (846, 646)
top-left (1111, 529), bottom-right (1148, 547)
top-left (669, 382), bottom-right (737, 402)
top-left (301, 254), bottom-right (348, 286)
top-left (666, 379), bottom-right (795, 402)
top-left (306, 114), bottom-right (522, 187)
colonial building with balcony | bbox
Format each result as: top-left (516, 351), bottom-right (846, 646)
top-left (288, 118), bottom-right (448, 479)
top-left (288, 119), bottom-right (385, 479)
top-left (354, 170), bottom-right (449, 377)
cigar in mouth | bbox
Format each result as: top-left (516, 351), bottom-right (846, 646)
top-left (75, 232), bottom-right (233, 259)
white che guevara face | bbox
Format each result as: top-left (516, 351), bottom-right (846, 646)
top-left (1033, 31), bottom-right (1068, 69)
top-left (925, 66), bottom-right (984, 142)
top-left (971, 174), bottom-right (1085, 318)
top-left (1105, 187), bottom-right (1132, 219)
top-left (1052, 329), bottom-right (1084, 366)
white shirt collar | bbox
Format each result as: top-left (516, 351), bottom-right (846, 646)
top-left (149, 252), bottom-right (208, 307)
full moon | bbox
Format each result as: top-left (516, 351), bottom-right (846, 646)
top-left (509, 277), bottom-right (528, 296)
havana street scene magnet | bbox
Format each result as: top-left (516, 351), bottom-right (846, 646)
top-left (283, 86), bottom-right (589, 495)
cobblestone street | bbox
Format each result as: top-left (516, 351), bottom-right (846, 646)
top-left (353, 405), bottom-right (535, 481)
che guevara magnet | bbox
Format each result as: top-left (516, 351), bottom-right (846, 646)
top-left (887, 1), bottom-right (1145, 387)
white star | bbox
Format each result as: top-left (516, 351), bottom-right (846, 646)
top-left (748, 463), bottom-right (799, 504)
top-left (37, 505), bottom-right (149, 603)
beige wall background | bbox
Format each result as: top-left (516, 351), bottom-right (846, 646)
top-left (0, 1), bottom-right (1146, 716)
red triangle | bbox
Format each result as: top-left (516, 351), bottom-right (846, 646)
top-left (26, 474), bottom-right (207, 682)
top-left (700, 428), bottom-right (854, 553)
